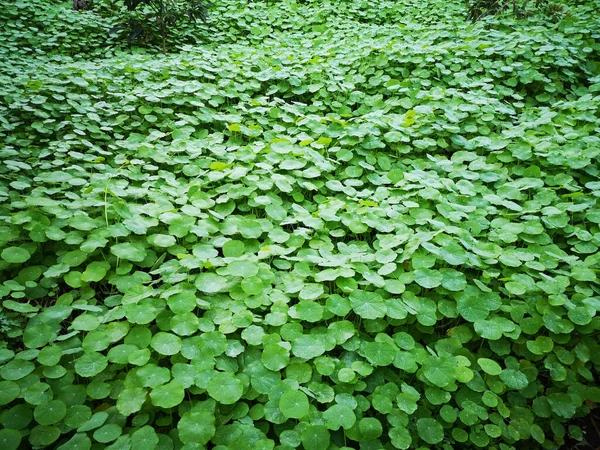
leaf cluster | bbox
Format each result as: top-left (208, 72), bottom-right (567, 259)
top-left (0, 0), bottom-right (599, 449)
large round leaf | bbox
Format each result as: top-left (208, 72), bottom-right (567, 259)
top-left (279, 390), bottom-right (309, 419)
top-left (207, 372), bottom-right (244, 404)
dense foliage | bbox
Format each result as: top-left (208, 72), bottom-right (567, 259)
top-left (1, 0), bottom-right (600, 449)
top-left (113, 0), bottom-right (210, 53)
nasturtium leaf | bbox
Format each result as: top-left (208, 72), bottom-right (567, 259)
top-left (262, 343), bottom-right (290, 371)
top-left (323, 404), bottom-right (356, 430)
top-left (1, 359), bottom-right (35, 380)
top-left (1, 246), bottom-right (30, 264)
top-left (93, 423), bottom-right (122, 443)
top-left (71, 314), bottom-right (101, 331)
top-left (326, 295), bottom-right (351, 316)
top-left (292, 334), bottom-right (327, 359)
top-left (150, 381), bottom-right (185, 409)
top-left (279, 390), bottom-right (309, 419)
top-left (359, 417), bottom-right (383, 440)
top-left (265, 203), bottom-right (287, 221)
top-left (477, 358), bottom-right (502, 376)
top-left (227, 259), bottom-right (259, 277)
top-left (178, 409), bottom-right (215, 444)
top-left (363, 341), bottom-right (396, 366)
top-left (74, 352), bottom-right (107, 377)
top-left (23, 323), bottom-right (54, 348)
top-left (500, 369), bottom-right (529, 389)
top-left (34, 400), bottom-right (67, 425)
top-left (290, 300), bottom-right (324, 322)
top-left (110, 243), bottom-right (147, 262)
top-left (195, 272), bottom-right (227, 293)
top-left (56, 433), bottom-right (91, 450)
top-left (207, 372), bottom-right (244, 404)
top-left (151, 332), bottom-right (182, 356)
top-left (147, 234), bottom-right (176, 247)
top-left (414, 268), bottom-right (443, 289)
top-left (571, 265), bottom-right (597, 282)
top-left (301, 425), bottom-right (330, 450)
top-left (350, 290), bottom-right (386, 319)
top-left (299, 283), bottom-right (324, 300)
top-left (548, 393), bottom-right (576, 419)
top-left (440, 269), bottom-right (467, 291)
top-left (116, 387), bottom-right (147, 416)
top-left (24, 382), bottom-right (52, 405)
top-left (238, 219), bottom-right (262, 238)
top-left (81, 261), bottom-right (110, 283)
top-left (422, 356), bottom-right (455, 388)
top-left (167, 291), bottom-right (197, 314)
top-left (29, 425), bottom-right (61, 446)
top-left (64, 406), bottom-right (91, 429)
top-left (457, 296), bottom-right (490, 322)
top-left (131, 426), bottom-right (159, 448)
top-left (417, 418), bottom-right (444, 444)
top-left (38, 346), bottom-right (62, 366)
top-left (0, 381), bottom-right (20, 405)
top-left (241, 276), bottom-right (264, 295)
top-left (390, 426), bottom-right (412, 449)
top-left (222, 240), bottom-right (245, 257)
top-left (0, 429), bottom-right (21, 450)
top-left (338, 368), bottom-right (356, 383)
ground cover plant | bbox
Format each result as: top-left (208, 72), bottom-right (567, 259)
top-left (0, 0), bottom-right (600, 449)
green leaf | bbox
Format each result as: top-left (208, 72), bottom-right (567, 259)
top-left (292, 334), bottom-right (327, 359)
top-left (56, 433), bottom-right (92, 450)
top-left (279, 390), bottom-right (309, 419)
top-left (178, 409), bottom-right (215, 444)
top-left (301, 425), bottom-right (330, 450)
top-left (390, 426), bottom-right (412, 449)
top-left (262, 343), bottom-right (290, 371)
top-left (413, 268), bottom-right (443, 289)
top-left (500, 369), bottom-right (529, 390)
top-left (34, 400), bottom-right (66, 425)
top-left (116, 387), bottom-right (147, 416)
top-left (167, 291), bottom-right (197, 314)
top-left (350, 290), bottom-right (386, 319)
top-left (359, 417), bottom-right (383, 440)
top-left (147, 234), bottom-right (176, 247)
top-left (227, 259), bottom-right (259, 277)
top-left (422, 356), bottom-right (455, 388)
top-left (299, 283), bottom-right (324, 300)
top-left (150, 332), bottom-right (182, 356)
top-left (0, 428), bottom-right (21, 450)
top-left (548, 393), bottom-right (576, 419)
top-left (110, 243), bottom-right (147, 262)
top-left (92, 424), bottom-right (122, 443)
top-left (323, 404), bottom-right (356, 430)
top-left (81, 261), bottom-right (110, 283)
top-left (1, 246), bottom-right (31, 264)
top-left (457, 296), bottom-right (489, 322)
top-left (290, 300), bottom-right (324, 322)
top-left (477, 358), bottom-right (502, 376)
top-left (363, 341), bottom-right (396, 366)
top-left (207, 372), bottom-right (244, 404)
top-left (0, 359), bottom-right (35, 380)
top-left (29, 425), bottom-right (61, 446)
top-left (23, 323), bottom-right (54, 348)
top-left (0, 381), bottom-right (20, 405)
top-left (131, 426), bottom-right (159, 448)
top-left (195, 272), bottom-right (227, 293)
top-left (417, 418), bottom-right (444, 444)
top-left (74, 352), bottom-right (108, 377)
top-left (150, 381), bottom-right (185, 409)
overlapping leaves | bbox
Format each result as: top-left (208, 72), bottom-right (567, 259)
top-left (0, 0), bottom-right (599, 449)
